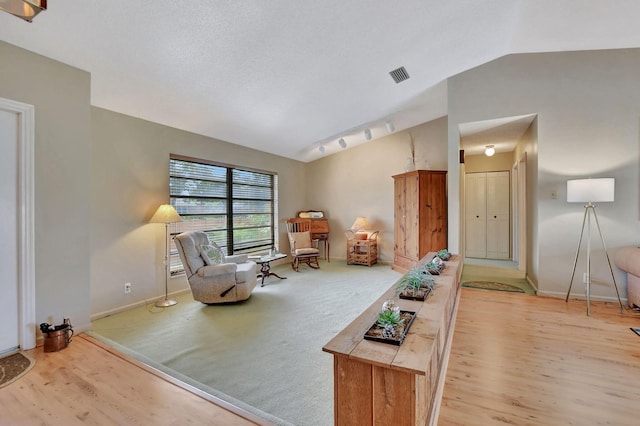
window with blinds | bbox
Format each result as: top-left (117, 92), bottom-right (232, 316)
top-left (168, 155), bottom-right (277, 275)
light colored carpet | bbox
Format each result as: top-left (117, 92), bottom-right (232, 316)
top-left (90, 261), bottom-right (402, 426)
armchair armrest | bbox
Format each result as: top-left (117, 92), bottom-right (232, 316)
top-left (198, 263), bottom-right (237, 278)
top-left (225, 254), bottom-right (248, 264)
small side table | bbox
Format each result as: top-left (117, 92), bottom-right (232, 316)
top-left (253, 253), bottom-right (288, 286)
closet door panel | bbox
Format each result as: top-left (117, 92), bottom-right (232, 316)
top-left (465, 173), bottom-right (487, 258)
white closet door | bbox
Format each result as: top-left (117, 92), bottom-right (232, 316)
top-left (0, 108), bottom-right (19, 353)
top-left (486, 171), bottom-right (510, 259)
top-left (465, 173), bottom-right (487, 258)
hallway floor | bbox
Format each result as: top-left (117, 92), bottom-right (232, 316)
top-left (461, 257), bottom-right (535, 294)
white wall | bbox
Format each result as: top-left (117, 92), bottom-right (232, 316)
top-left (306, 116), bottom-right (449, 264)
top-left (0, 41), bottom-right (92, 331)
top-left (90, 108), bottom-right (306, 317)
top-left (448, 49), bottom-right (640, 301)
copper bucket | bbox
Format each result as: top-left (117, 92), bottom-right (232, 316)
top-left (42, 319), bottom-right (74, 353)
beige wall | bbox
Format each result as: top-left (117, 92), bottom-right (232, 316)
top-left (90, 107), bottom-right (306, 316)
top-left (6, 37), bottom-right (640, 322)
top-left (449, 49), bottom-right (639, 301)
top-left (305, 116), bottom-right (448, 264)
top-left (0, 41), bottom-right (92, 331)
top-left (464, 152), bottom-right (513, 173)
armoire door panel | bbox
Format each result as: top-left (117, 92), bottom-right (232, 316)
top-left (392, 170), bottom-right (447, 273)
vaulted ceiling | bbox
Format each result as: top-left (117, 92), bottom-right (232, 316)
top-left (2, 1), bottom-right (640, 162)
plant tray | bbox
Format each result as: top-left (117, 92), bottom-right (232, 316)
top-left (398, 286), bottom-right (432, 301)
top-left (363, 310), bottom-right (417, 346)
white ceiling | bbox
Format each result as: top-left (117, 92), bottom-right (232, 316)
top-left (2, 1), bottom-right (640, 162)
top-left (459, 114), bottom-right (537, 156)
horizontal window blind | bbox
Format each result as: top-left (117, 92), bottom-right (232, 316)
top-left (168, 156), bottom-right (276, 275)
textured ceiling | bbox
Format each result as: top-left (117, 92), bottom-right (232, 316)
top-left (2, 1), bottom-right (640, 162)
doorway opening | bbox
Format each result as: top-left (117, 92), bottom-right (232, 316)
top-left (458, 114), bottom-right (536, 283)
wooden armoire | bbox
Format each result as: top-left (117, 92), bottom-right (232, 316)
top-left (392, 170), bottom-right (447, 273)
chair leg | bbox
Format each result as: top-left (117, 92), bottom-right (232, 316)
top-left (291, 257), bottom-right (299, 272)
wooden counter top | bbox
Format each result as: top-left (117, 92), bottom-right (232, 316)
top-left (323, 254), bottom-right (460, 375)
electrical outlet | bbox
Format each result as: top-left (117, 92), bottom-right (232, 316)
top-left (124, 282), bottom-right (132, 294)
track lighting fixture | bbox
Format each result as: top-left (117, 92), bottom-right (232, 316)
top-left (385, 121), bottom-right (395, 133)
top-left (364, 129), bottom-right (372, 140)
top-left (484, 145), bottom-right (495, 157)
top-left (338, 138), bottom-right (347, 148)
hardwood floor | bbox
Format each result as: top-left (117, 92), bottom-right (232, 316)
top-left (439, 288), bottom-right (640, 425)
top-left (3, 290), bottom-right (638, 426)
top-left (0, 334), bottom-right (272, 425)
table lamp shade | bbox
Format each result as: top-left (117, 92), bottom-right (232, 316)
top-left (149, 204), bottom-right (183, 223)
top-left (567, 178), bottom-right (614, 203)
top-left (351, 216), bottom-right (370, 231)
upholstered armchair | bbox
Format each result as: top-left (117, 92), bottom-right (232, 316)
top-left (174, 231), bottom-right (258, 304)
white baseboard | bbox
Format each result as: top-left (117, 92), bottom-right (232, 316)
top-left (537, 289), bottom-right (628, 305)
top-left (90, 289), bottom-right (191, 321)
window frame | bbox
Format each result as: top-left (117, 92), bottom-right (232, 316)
top-left (168, 154), bottom-right (277, 275)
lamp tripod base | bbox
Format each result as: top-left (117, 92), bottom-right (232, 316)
top-left (155, 298), bottom-right (178, 308)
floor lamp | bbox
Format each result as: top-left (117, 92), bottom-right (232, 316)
top-left (565, 178), bottom-right (624, 315)
top-left (150, 204), bottom-right (183, 308)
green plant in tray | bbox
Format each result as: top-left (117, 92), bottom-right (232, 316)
top-left (377, 308), bottom-right (404, 338)
top-left (437, 249), bottom-right (451, 261)
top-left (396, 267), bottom-right (435, 296)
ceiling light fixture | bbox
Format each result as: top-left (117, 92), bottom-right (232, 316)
top-left (0, 0), bottom-right (47, 22)
top-left (484, 145), bottom-right (495, 157)
top-left (364, 129), bottom-right (372, 140)
top-left (318, 145), bottom-right (325, 154)
top-left (338, 138), bottom-right (347, 149)
top-left (385, 121), bottom-right (395, 133)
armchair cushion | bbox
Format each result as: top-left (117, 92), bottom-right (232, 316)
top-left (225, 253), bottom-right (249, 264)
top-left (295, 247), bottom-right (320, 256)
top-left (200, 243), bottom-right (225, 265)
top-left (289, 231), bottom-right (312, 249)
top-left (198, 263), bottom-right (237, 278)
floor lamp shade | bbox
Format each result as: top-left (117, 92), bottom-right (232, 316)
top-left (150, 204), bottom-right (182, 224)
top-left (150, 204), bottom-right (182, 308)
top-left (567, 178), bottom-right (614, 203)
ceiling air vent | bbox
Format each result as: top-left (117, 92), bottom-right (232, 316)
top-left (389, 66), bottom-right (410, 84)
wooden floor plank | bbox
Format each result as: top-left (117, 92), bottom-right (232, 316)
top-left (0, 334), bottom-right (271, 425)
top-left (439, 288), bottom-right (640, 425)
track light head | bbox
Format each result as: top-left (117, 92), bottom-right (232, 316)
top-left (338, 138), bottom-right (347, 148)
top-left (319, 145), bottom-right (325, 154)
top-left (385, 121), bottom-right (395, 133)
top-left (364, 129), bottom-right (372, 140)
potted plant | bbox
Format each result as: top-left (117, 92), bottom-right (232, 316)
top-left (377, 308), bottom-right (404, 339)
top-left (436, 249), bottom-right (451, 261)
top-left (364, 302), bottom-right (417, 345)
top-left (396, 267), bottom-right (435, 300)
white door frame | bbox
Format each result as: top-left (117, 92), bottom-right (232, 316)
top-left (1, 97), bottom-right (36, 350)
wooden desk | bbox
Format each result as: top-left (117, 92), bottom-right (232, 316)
top-left (323, 254), bottom-right (462, 426)
top-left (297, 210), bottom-right (330, 262)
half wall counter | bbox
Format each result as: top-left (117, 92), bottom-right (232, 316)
top-left (322, 253), bottom-right (463, 426)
